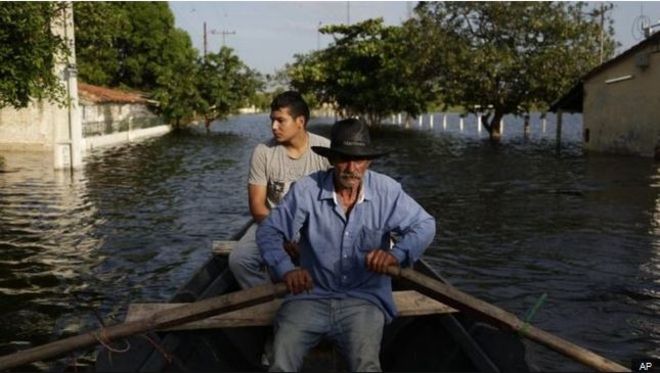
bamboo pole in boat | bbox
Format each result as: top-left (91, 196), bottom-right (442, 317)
top-left (0, 282), bottom-right (288, 371)
top-left (386, 266), bottom-right (629, 372)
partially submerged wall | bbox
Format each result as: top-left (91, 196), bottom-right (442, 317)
top-left (583, 40), bottom-right (660, 157)
top-left (80, 101), bottom-right (169, 150)
top-left (0, 3), bottom-right (81, 168)
top-left (0, 101), bottom-right (60, 151)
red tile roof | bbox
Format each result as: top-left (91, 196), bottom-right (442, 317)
top-left (78, 83), bottom-right (149, 104)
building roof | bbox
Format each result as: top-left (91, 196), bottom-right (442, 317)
top-left (549, 31), bottom-right (660, 112)
top-left (78, 83), bottom-right (149, 104)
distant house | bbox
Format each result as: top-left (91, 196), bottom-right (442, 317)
top-left (78, 83), bottom-right (170, 150)
top-left (0, 5), bottom-right (169, 169)
top-left (551, 31), bottom-right (660, 158)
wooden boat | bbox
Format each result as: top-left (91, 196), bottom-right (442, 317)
top-left (95, 221), bottom-right (529, 372)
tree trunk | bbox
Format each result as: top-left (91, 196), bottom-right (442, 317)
top-left (365, 112), bottom-right (382, 127)
top-left (480, 111), bottom-right (504, 141)
top-left (523, 114), bottom-right (530, 137)
top-left (487, 111), bottom-right (504, 141)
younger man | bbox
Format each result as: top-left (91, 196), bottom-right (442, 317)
top-left (229, 91), bottom-right (330, 288)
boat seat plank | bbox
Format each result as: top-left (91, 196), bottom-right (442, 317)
top-left (126, 290), bottom-right (456, 331)
top-left (212, 240), bottom-right (237, 256)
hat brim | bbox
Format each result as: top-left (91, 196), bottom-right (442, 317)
top-left (311, 146), bottom-right (389, 160)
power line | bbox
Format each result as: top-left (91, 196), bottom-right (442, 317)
top-left (210, 29), bottom-right (236, 48)
top-left (203, 22), bottom-right (237, 56)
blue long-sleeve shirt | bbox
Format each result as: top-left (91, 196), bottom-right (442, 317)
top-left (256, 169), bottom-right (436, 321)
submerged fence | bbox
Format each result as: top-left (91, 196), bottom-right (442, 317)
top-left (82, 116), bottom-right (164, 138)
top-left (382, 112), bottom-right (583, 143)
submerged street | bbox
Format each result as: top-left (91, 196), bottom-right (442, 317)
top-left (0, 113), bottom-right (657, 371)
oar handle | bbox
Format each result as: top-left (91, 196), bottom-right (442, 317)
top-left (385, 266), bottom-right (402, 278)
top-left (0, 282), bottom-right (288, 371)
top-left (386, 266), bottom-right (629, 372)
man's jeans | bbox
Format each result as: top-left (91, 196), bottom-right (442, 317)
top-left (228, 224), bottom-right (270, 288)
top-left (270, 298), bottom-right (385, 372)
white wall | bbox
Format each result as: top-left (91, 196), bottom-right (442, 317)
top-left (0, 3), bottom-right (82, 169)
top-left (0, 101), bottom-right (60, 151)
top-left (81, 102), bottom-right (160, 136)
top-left (83, 124), bottom-right (171, 150)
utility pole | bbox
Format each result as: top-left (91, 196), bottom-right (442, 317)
top-left (204, 23), bottom-right (236, 53)
top-left (599, 3), bottom-right (604, 63)
top-left (210, 29), bottom-right (236, 48)
top-left (203, 22), bottom-right (208, 57)
top-left (221, 30), bottom-right (236, 47)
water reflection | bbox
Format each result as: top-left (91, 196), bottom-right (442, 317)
top-left (0, 151), bottom-right (99, 354)
top-left (368, 125), bottom-right (659, 370)
top-left (0, 114), bottom-right (658, 371)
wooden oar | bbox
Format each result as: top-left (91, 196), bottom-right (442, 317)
top-left (386, 266), bottom-right (629, 372)
top-left (0, 282), bottom-right (288, 371)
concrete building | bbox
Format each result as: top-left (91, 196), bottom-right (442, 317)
top-left (0, 4), bottom-right (170, 169)
top-left (551, 31), bottom-right (660, 158)
top-left (78, 83), bottom-right (169, 150)
top-left (0, 81), bottom-right (169, 167)
top-left (0, 3), bottom-right (82, 169)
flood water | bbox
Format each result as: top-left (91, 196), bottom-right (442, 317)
top-left (0, 113), bottom-right (658, 371)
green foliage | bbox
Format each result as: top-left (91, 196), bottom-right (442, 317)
top-left (0, 2), bottom-right (69, 109)
top-left (287, 19), bottom-right (438, 126)
top-left (151, 29), bottom-right (201, 127)
top-left (195, 47), bottom-right (263, 124)
top-left (75, 1), bottom-right (201, 125)
top-left (75, 2), bottom-right (188, 92)
top-left (411, 1), bottom-right (617, 137)
top-left (249, 70), bottom-right (290, 112)
top-left (74, 3), bottom-right (262, 127)
top-left (251, 92), bottom-right (275, 112)
top-left (116, 2), bottom-right (179, 91)
top-left (73, 2), bottom-right (128, 86)
top-left (252, 70), bottom-right (289, 111)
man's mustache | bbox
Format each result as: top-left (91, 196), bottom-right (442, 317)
top-left (340, 172), bottom-right (360, 179)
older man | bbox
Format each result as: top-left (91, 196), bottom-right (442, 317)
top-left (256, 118), bottom-right (436, 372)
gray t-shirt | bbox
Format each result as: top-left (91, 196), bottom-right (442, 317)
top-left (248, 132), bottom-right (330, 208)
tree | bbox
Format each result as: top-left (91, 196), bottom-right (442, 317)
top-left (287, 19), bottom-right (438, 126)
top-left (151, 29), bottom-right (201, 128)
top-left (75, 2), bottom-right (206, 127)
top-left (116, 2), bottom-right (180, 91)
top-left (75, 2), bottom-right (197, 93)
top-left (0, 2), bottom-right (69, 109)
top-left (73, 2), bottom-right (128, 86)
top-left (74, 3), bottom-right (262, 127)
top-left (195, 47), bottom-right (263, 129)
top-left (411, 1), bottom-right (617, 140)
